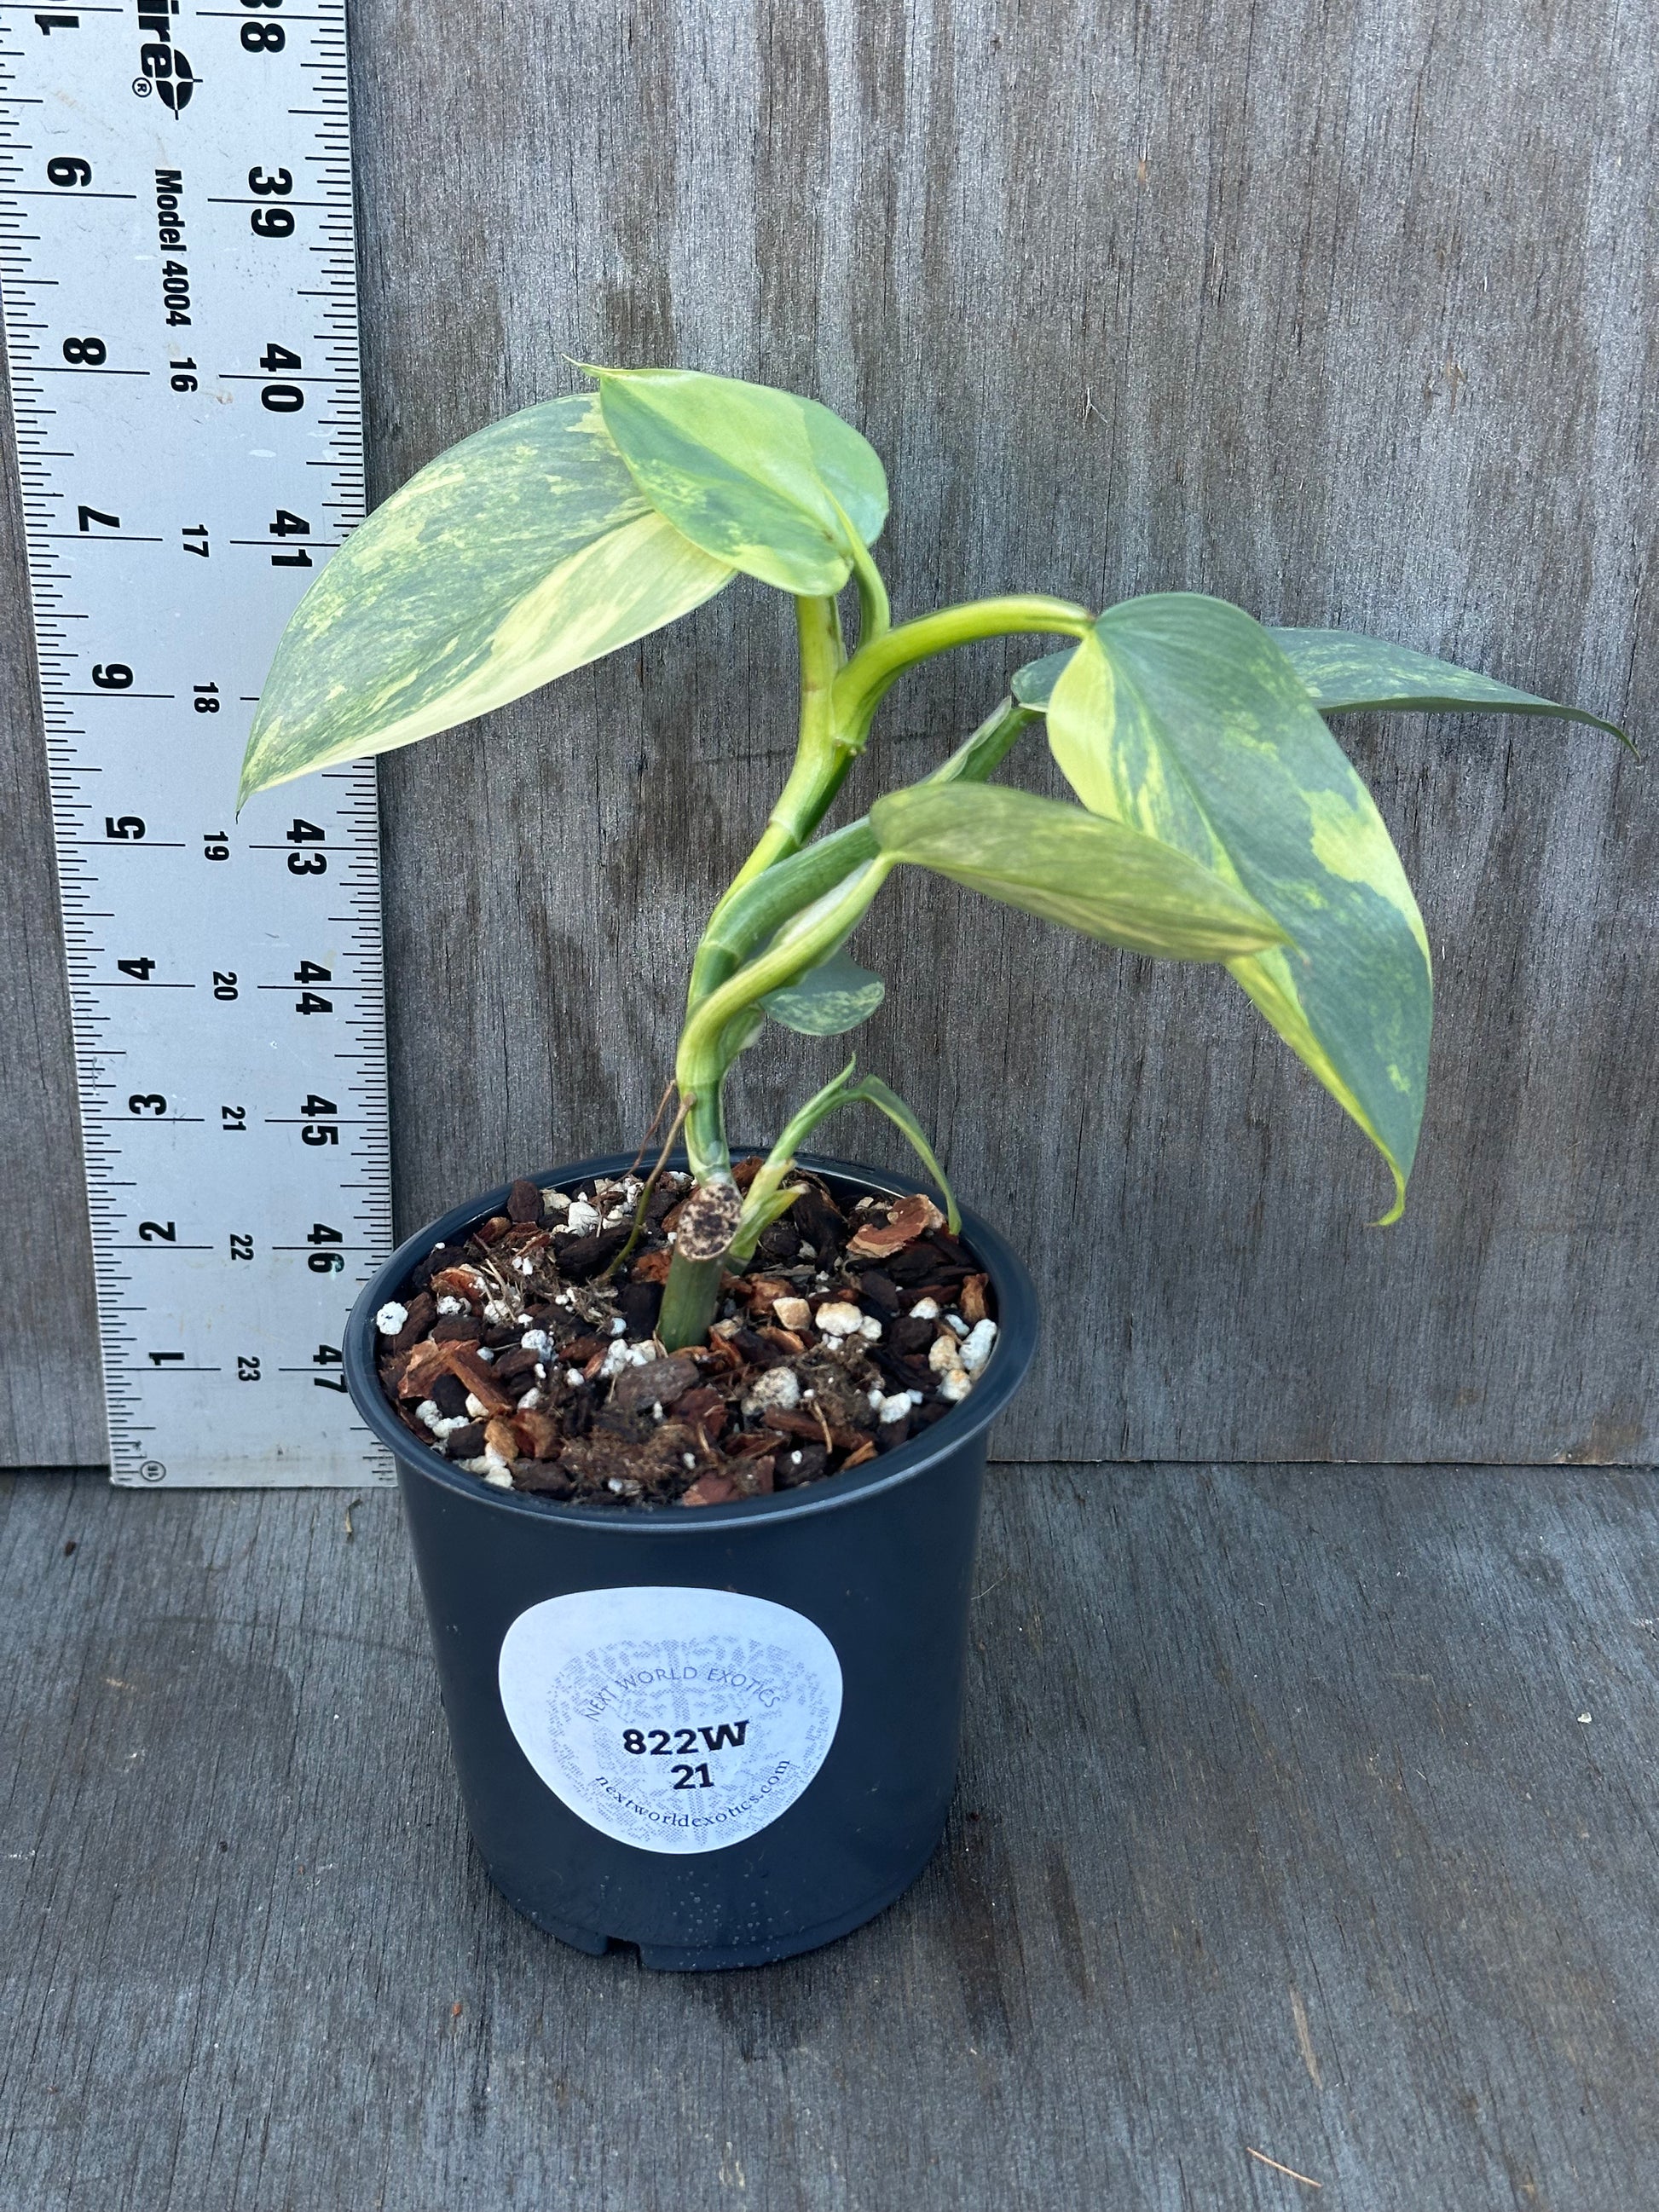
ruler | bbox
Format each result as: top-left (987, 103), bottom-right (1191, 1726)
top-left (0, 0), bottom-right (392, 1486)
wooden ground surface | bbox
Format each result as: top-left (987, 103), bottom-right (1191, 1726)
top-left (3, 1459), bottom-right (1657, 2210)
top-left (3, 0), bottom-right (1656, 1470)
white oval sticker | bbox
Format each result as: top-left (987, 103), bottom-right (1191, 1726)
top-left (497, 1586), bottom-right (844, 1856)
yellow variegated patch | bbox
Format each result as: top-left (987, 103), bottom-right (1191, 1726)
top-left (870, 782), bottom-right (1287, 963)
top-left (591, 366), bottom-right (888, 597)
top-left (239, 394), bottom-right (733, 806)
top-left (1048, 595), bottom-right (1432, 1216)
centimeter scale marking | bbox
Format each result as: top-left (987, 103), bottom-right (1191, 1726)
top-left (0, 0), bottom-right (393, 1485)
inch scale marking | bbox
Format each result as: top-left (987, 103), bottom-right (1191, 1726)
top-left (1, 0), bottom-right (392, 1485)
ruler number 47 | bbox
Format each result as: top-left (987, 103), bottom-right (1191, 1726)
top-left (314, 1344), bottom-right (348, 1392)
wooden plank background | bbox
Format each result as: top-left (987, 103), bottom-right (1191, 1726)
top-left (3, 0), bottom-right (1654, 1469)
top-left (8, 1459), bottom-right (1659, 2207)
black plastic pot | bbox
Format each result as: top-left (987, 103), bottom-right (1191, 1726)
top-left (344, 1150), bottom-right (1037, 1970)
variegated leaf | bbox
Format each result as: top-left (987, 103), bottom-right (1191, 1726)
top-left (760, 948), bottom-right (887, 1036)
top-left (1016, 631), bottom-right (1629, 745)
top-left (592, 366), bottom-right (887, 596)
top-left (870, 782), bottom-right (1288, 962)
top-left (1269, 628), bottom-right (1632, 744)
top-left (1010, 645), bottom-right (1074, 710)
top-left (239, 393), bottom-right (732, 806)
top-left (1048, 596), bottom-right (1431, 1219)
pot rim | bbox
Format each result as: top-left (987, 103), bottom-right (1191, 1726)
top-left (344, 1148), bottom-right (1038, 1532)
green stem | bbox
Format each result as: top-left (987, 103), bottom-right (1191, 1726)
top-left (831, 593), bottom-right (1092, 743)
top-left (687, 817), bottom-right (881, 1009)
top-left (676, 856), bottom-right (896, 1180)
top-left (848, 530), bottom-right (890, 644)
top-left (721, 594), bottom-right (847, 901)
top-left (673, 592), bottom-right (1083, 1222)
top-left (658, 1251), bottom-right (725, 1353)
top-left (728, 1060), bottom-right (861, 1260)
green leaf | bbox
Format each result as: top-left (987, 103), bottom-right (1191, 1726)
top-left (843, 1074), bottom-right (960, 1234)
top-left (1010, 646), bottom-right (1074, 711)
top-left (1017, 629), bottom-right (1633, 750)
top-left (760, 948), bottom-right (886, 1036)
top-left (731, 1059), bottom-right (961, 1245)
top-left (926, 696), bottom-right (1038, 788)
top-left (870, 782), bottom-right (1289, 962)
top-left (1269, 628), bottom-right (1633, 747)
top-left (590, 366), bottom-right (887, 596)
top-left (238, 394), bottom-right (732, 806)
top-left (1049, 595), bottom-right (1431, 1219)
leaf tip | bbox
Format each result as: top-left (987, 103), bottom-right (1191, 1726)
top-left (1368, 1165), bottom-right (1408, 1228)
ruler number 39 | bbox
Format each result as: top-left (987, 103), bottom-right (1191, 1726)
top-left (249, 165), bottom-right (295, 241)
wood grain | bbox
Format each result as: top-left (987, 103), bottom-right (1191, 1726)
top-left (4, 1460), bottom-right (1659, 2209)
top-left (3, 0), bottom-right (1655, 1464)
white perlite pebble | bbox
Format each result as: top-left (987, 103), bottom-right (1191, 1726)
top-left (512, 1256), bottom-right (535, 1276)
top-left (958, 1319), bottom-right (998, 1374)
top-left (938, 1368), bottom-right (974, 1404)
top-left (929, 1333), bottom-right (964, 1374)
top-left (772, 1296), bottom-right (812, 1332)
top-left (564, 1198), bottom-right (600, 1234)
top-left (474, 1345), bottom-right (494, 1362)
top-left (374, 1302), bottom-right (408, 1337)
top-left (565, 1367), bottom-right (586, 1389)
top-left (610, 1317), bottom-right (627, 1336)
top-left (436, 1296), bottom-right (465, 1316)
top-left (518, 1388), bottom-right (544, 1412)
top-left (465, 1393), bottom-right (488, 1419)
top-left (858, 1314), bottom-right (883, 1341)
top-left (483, 1468), bottom-right (516, 1490)
top-left (910, 1297), bottom-right (940, 1321)
top-left (876, 1393), bottom-right (913, 1425)
top-left (543, 1190), bottom-right (571, 1216)
top-left (520, 1330), bottom-right (553, 1359)
top-left (598, 1338), bottom-right (658, 1382)
top-left (743, 1367), bottom-right (801, 1418)
top-left (815, 1301), bottom-right (864, 1337)
top-left (945, 1313), bottom-right (969, 1337)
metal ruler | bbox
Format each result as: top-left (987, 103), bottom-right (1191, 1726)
top-left (0, 0), bottom-right (392, 1486)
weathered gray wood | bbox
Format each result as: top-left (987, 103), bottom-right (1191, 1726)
top-left (3, 0), bottom-right (1656, 1464)
top-left (4, 1459), bottom-right (1659, 2209)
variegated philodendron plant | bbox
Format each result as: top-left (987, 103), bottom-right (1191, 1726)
top-left (238, 367), bottom-right (1627, 1350)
